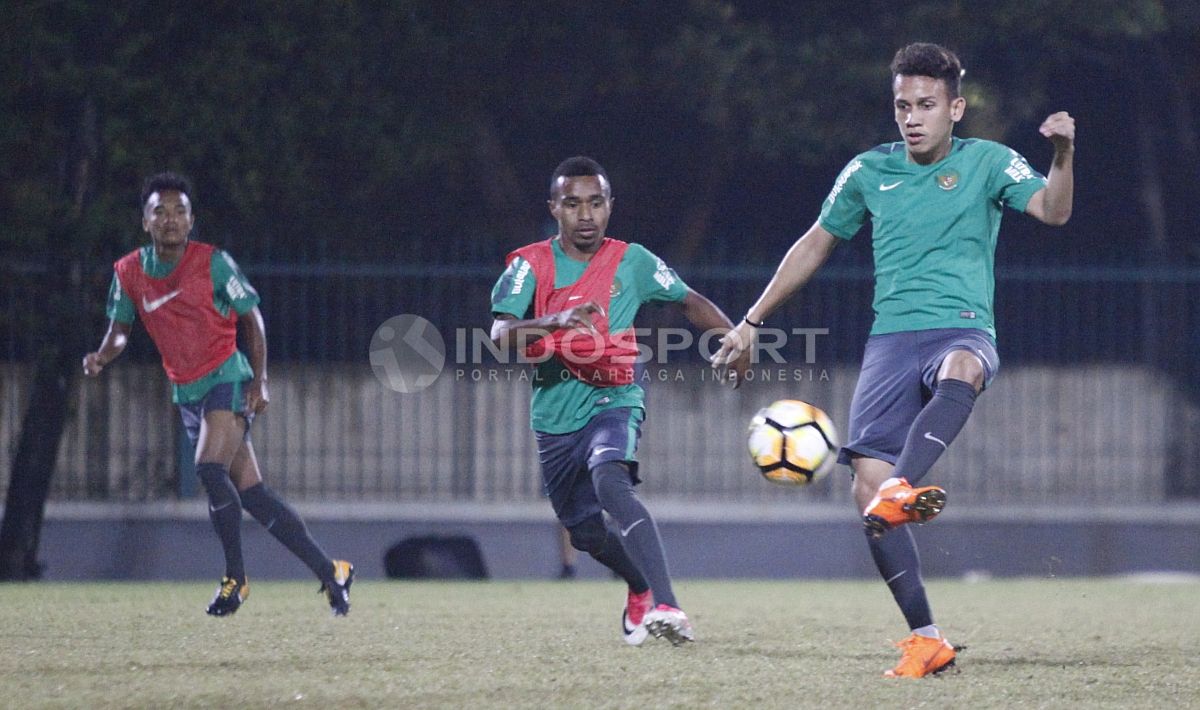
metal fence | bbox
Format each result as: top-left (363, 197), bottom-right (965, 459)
top-left (3, 262), bottom-right (1199, 504)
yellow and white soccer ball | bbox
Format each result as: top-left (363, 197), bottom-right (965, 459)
top-left (747, 399), bottom-right (839, 485)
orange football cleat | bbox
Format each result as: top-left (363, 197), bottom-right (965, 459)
top-left (884, 633), bottom-right (958, 678)
top-left (863, 477), bottom-right (946, 539)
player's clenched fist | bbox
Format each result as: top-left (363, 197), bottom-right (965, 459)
top-left (1039, 111), bottom-right (1075, 151)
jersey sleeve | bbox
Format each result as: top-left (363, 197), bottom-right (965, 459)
top-left (210, 250), bottom-right (261, 316)
top-left (628, 244), bottom-right (689, 304)
top-left (990, 144), bottom-right (1048, 213)
top-left (491, 255), bottom-right (536, 318)
top-left (106, 272), bottom-right (136, 324)
top-left (817, 157), bottom-right (869, 240)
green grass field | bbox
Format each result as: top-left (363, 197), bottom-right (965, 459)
top-left (2, 577), bottom-right (1197, 709)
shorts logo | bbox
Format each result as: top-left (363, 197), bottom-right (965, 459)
top-left (936, 170), bottom-right (960, 190)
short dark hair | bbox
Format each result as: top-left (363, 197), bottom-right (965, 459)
top-left (549, 156), bottom-right (610, 198)
top-left (141, 172), bottom-right (193, 209)
top-left (890, 43), bottom-right (964, 98)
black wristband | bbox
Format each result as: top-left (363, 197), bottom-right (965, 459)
top-left (742, 316), bottom-right (764, 328)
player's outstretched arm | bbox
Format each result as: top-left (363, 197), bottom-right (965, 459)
top-left (82, 319), bottom-right (131, 376)
top-left (1024, 111), bottom-right (1075, 226)
top-left (711, 222), bottom-right (838, 367)
top-left (490, 303), bottom-right (603, 352)
top-left (239, 306), bottom-right (269, 414)
top-left (678, 288), bottom-right (751, 388)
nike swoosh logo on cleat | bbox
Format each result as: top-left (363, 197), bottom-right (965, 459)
top-left (879, 181), bottom-right (904, 191)
top-left (142, 289), bottom-right (182, 312)
top-left (923, 432), bottom-right (948, 449)
top-left (620, 518), bottom-right (645, 537)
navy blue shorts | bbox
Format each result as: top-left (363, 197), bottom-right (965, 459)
top-left (178, 381), bottom-right (254, 449)
top-left (534, 407), bottom-right (644, 527)
top-left (838, 328), bottom-right (998, 466)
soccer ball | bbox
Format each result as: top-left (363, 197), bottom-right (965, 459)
top-left (747, 399), bottom-right (839, 485)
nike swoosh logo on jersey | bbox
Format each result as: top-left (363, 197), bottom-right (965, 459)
top-left (879, 181), bottom-right (904, 191)
top-left (142, 289), bottom-right (182, 313)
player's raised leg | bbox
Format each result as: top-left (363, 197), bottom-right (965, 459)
top-left (229, 438), bottom-right (354, 616)
top-left (863, 344), bottom-right (987, 537)
top-left (893, 346), bottom-right (984, 475)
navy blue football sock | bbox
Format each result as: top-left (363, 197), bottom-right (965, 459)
top-left (196, 463), bottom-right (245, 582)
top-left (566, 514), bottom-right (649, 593)
top-left (592, 461), bottom-right (678, 608)
top-left (894, 378), bottom-right (977, 485)
top-left (868, 525), bottom-right (933, 630)
top-left (240, 483), bottom-right (334, 583)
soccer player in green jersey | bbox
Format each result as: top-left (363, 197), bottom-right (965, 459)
top-left (491, 156), bottom-right (750, 645)
top-left (713, 43), bottom-right (1075, 676)
top-left (83, 173), bottom-right (354, 617)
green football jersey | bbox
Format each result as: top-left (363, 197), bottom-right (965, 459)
top-left (106, 245), bottom-right (259, 403)
top-left (818, 137), bottom-right (1047, 338)
top-left (491, 238), bottom-right (689, 434)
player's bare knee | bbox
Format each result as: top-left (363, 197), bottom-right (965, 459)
top-left (938, 350), bottom-right (984, 392)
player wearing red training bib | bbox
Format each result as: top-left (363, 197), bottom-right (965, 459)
top-left (491, 157), bottom-right (751, 647)
top-left (84, 173), bottom-right (354, 617)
